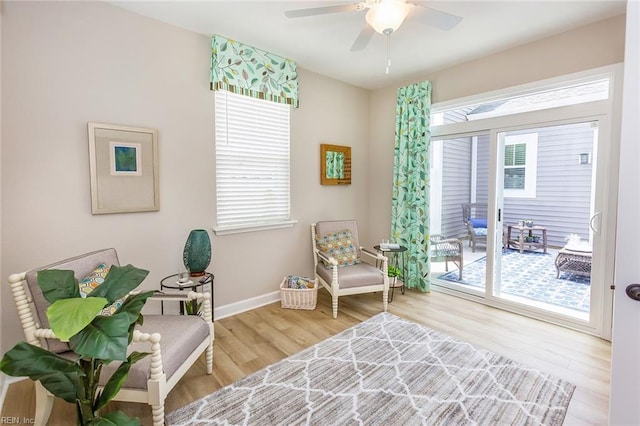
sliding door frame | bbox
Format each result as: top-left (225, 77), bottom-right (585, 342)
top-left (430, 64), bottom-right (622, 338)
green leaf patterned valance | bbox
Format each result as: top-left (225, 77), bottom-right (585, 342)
top-left (210, 35), bottom-right (298, 108)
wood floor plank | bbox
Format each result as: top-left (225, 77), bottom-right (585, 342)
top-left (1, 288), bottom-right (611, 425)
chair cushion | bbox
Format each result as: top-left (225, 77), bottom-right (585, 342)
top-left (316, 229), bottom-right (360, 268)
top-left (25, 248), bottom-right (120, 353)
top-left (473, 228), bottom-right (488, 236)
top-left (469, 218), bottom-right (487, 228)
top-left (316, 262), bottom-right (384, 289)
top-left (100, 314), bottom-right (211, 389)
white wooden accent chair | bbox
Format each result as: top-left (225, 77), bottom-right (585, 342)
top-left (311, 221), bottom-right (389, 318)
top-left (8, 248), bottom-right (214, 426)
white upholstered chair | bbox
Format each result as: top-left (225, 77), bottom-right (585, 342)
top-left (311, 221), bottom-right (389, 318)
top-left (8, 248), bottom-right (214, 426)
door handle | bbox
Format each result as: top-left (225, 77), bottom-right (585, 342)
top-left (589, 212), bottom-right (601, 233)
top-left (626, 284), bottom-right (640, 301)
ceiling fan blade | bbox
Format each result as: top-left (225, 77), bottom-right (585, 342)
top-left (350, 25), bottom-right (375, 52)
top-left (413, 3), bottom-right (463, 31)
top-left (284, 3), bottom-right (363, 19)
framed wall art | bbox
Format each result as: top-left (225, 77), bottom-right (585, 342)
top-left (88, 122), bottom-right (159, 214)
top-left (320, 143), bottom-right (351, 185)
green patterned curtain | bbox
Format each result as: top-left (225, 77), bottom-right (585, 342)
top-left (391, 81), bottom-right (431, 292)
top-left (210, 35), bottom-right (298, 107)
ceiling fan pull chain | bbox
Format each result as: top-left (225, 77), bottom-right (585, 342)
top-left (386, 34), bottom-right (391, 74)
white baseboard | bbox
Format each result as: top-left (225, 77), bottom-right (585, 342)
top-left (214, 290), bottom-right (280, 320)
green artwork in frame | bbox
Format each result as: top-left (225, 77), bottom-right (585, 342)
top-left (110, 142), bottom-right (141, 176)
top-left (320, 144), bottom-right (351, 185)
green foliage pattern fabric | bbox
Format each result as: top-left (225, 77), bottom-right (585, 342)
top-left (325, 151), bottom-right (345, 179)
top-left (210, 35), bottom-right (298, 107)
top-left (391, 81), bottom-right (432, 292)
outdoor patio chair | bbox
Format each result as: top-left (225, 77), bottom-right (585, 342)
top-left (7, 248), bottom-right (214, 426)
top-left (462, 202), bottom-right (488, 252)
top-left (430, 235), bottom-right (463, 280)
top-left (311, 221), bottom-right (389, 318)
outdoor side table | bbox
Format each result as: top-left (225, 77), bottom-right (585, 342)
top-left (507, 224), bottom-right (548, 253)
top-left (374, 244), bottom-right (407, 302)
top-left (160, 272), bottom-right (214, 316)
top-left (555, 248), bottom-right (592, 279)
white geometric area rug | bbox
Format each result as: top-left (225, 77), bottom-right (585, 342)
top-left (166, 312), bottom-right (574, 426)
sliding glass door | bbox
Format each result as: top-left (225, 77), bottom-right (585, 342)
top-left (429, 133), bottom-right (489, 295)
top-left (428, 66), bottom-right (620, 336)
top-left (493, 121), bottom-right (599, 322)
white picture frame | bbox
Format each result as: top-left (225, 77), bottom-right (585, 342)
top-left (88, 122), bottom-right (159, 214)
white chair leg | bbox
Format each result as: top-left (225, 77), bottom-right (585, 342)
top-left (206, 343), bottom-right (214, 375)
top-left (151, 403), bottom-right (164, 426)
top-left (34, 381), bottom-right (54, 426)
top-left (332, 296), bottom-right (338, 319)
top-left (382, 290), bottom-right (389, 312)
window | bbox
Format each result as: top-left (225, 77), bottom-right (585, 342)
top-left (504, 143), bottom-right (526, 189)
top-left (214, 90), bottom-right (292, 234)
top-left (503, 133), bottom-right (537, 198)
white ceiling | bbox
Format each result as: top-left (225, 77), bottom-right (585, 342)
top-left (111, 0), bottom-right (626, 90)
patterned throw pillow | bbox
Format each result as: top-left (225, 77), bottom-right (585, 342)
top-left (316, 229), bottom-right (360, 268)
top-left (78, 264), bottom-right (127, 316)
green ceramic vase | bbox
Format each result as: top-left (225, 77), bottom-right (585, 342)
top-left (183, 229), bottom-right (211, 276)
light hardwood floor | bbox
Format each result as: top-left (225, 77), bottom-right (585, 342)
top-left (2, 288), bottom-right (611, 425)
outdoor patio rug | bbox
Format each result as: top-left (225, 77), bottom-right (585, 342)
top-left (166, 312), bottom-right (575, 426)
top-left (438, 249), bottom-right (591, 313)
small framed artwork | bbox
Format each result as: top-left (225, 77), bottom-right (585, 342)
top-left (320, 143), bottom-right (351, 185)
top-left (88, 122), bottom-right (159, 214)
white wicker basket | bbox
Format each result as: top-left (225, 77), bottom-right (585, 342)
top-left (280, 276), bottom-right (318, 310)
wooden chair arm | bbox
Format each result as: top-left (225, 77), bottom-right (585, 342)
top-left (316, 250), bottom-right (338, 266)
top-left (150, 291), bottom-right (208, 302)
top-left (361, 247), bottom-right (387, 262)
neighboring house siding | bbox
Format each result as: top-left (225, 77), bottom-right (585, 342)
top-left (435, 110), bottom-right (594, 248)
top-left (475, 134), bottom-right (490, 205)
top-left (441, 139), bottom-right (472, 239)
top-left (437, 108), bottom-right (474, 240)
top-left (502, 122), bottom-right (594, 247)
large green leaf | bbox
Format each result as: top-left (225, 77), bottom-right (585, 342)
top-left (0, 342), bottom-right (82, 403)
top-left (86, 411), bottom-right (140, 426)
top-left (47, 297), bottom-right (108, 342)
top-left (37, 269), bottom-right (80, 304)
top-left (95, 351), bottom-right (149, 411)
top-left (69, 313), bottom-right (131, 361)
top-left (88, 265), bottom-right (148, 304)
top-left (115, 290), bottom-right (155, 325)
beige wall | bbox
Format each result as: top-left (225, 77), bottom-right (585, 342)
top-left (0, 1), bottom-right (370, 349)
top-left (366, 14), bottom-right (626, 245)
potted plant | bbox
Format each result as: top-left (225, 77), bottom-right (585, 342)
top-left (0, 265), bottom-right (155, 425)
top-left (388, 265), bottom-right (402, 286)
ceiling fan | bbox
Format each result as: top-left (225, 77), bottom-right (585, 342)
top-left (284, 0), bottom-right (463, 52)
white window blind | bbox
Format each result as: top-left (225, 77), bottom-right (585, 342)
top-left (503, 133), bottom-right (538, 198)
top-left (215, 90), bottom-right (291, 233)
top-left (504, 143), bottom-right (527, 189)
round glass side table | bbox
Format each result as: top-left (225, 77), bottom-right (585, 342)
top-left (160, 272), bottom-right (214, 316)
top-left (373, 245), bottom-right (407, 302)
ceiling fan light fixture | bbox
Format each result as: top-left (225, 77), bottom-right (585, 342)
top-left (365, 0), bottom-right (410, 35)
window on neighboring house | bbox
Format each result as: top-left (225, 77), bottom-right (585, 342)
top-left (504, 133), bottom-right (538, 198)
top-left (214, 90), bottom-right (292, 234)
